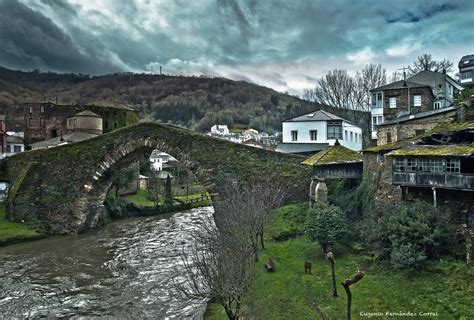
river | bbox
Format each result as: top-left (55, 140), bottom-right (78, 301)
top-left (0, 206), bottom-right (214, 319)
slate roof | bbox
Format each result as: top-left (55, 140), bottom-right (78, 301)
top-left (378, 106), bottom-right (459, 126)
top-left (459, 54), bottom-right (474, 68)
top-left (283, 110), bottom-right (345, 122)
top-left (73, 110), bottom-right (102, 117)
top-left (364, 121), bottom-right (474, 153)
top-left (387, 145), bottom-right (474, 157)
top-left (7, 135), bottom-right (24, 144)
top-left (29, 132), bottom-right (99, 149)
top-left (370, 80), bottom-right (429, 92)
top-left (302, 141), bottom-right (362, 166)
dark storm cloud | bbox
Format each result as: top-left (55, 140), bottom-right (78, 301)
top-left (0, 0), bottom-right (473, 93)
top-left (0, 0), bottom-right (125, 73)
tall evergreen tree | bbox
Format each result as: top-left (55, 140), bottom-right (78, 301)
top-left (164, 174), bottom-right (173, 206)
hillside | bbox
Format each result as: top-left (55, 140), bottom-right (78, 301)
top-left (0, 67), bottom-right (371, 145)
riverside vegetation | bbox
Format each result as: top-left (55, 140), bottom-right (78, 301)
top-left (204, 178), bottom-right (474, 319)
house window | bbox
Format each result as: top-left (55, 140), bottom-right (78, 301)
top-left (433, 101), bottom-right (442, 109)
top-left (350, 132), bottom-right (353, 142)
top-left (291, 130), bottom-right (298, 141)
top-left (386, 132), bottom-right (392, 143)
top-left (377, 116), bottom-right (383, 126)
top-left (28, 106), bottom-right (33, 114)
top-left (407, 158), bottom-right (417, 171)
top-left (40, 105), bottom-right (45, 113)
top-left (372, 94), bottom-right (376, 106)
top-left (309, 130), bottom-right (317, 141)
top-left (327, 122), bottom-right (342, 140)
top-left (415, 129), bottom-right (425, 136)
top-left (430, 158), bottom-right (444, 173)
top-left (377, 93), bottom-right (382, 101)
top-left (389, 97), bottom-right (397, 108)
top-left (7, 145), bottom-right (12, 153)
top-left (446, 158), bottom-right (460, 173)
top-left (28, 117), bottom-right (33, 126)
top-left (345, 130), bottom-right (348, 140)
top-left (461, 70), bottom-right (473, 80)
top-left (394, 158), bottom-right (405, 172)
top-left (413, 95), bottom-right (421, 106)
top-left (13, 146), bottom-right (21, 153)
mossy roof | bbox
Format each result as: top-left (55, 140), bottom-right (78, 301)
top-left (387, 145), bottom-right (474, 157)
top-left (363, 121), bottom-right (474, 153)
top-left (302, 143), bottom-right (362, 166)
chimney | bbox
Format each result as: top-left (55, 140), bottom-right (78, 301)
top-left (442, 68), bottom-right (446, 74)
top-left (403, 71), bottom-right (407, 87)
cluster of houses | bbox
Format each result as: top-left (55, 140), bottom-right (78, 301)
top-left (299, 55), bottom-right (474, 265)
top-left (208, 125), bottom-right (279, 150)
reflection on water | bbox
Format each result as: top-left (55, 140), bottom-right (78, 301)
top-left (0, 206), bottom-right (213, 319)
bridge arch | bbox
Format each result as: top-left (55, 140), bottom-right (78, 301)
top-left (6, 122), bottom-right (310, 234)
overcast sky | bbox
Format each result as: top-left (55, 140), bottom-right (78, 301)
top-left (0, 0), bottom-right (473, 95)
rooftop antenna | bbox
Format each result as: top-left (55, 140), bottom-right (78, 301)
top-left (160, 66), bottom-right (162, 75)
top-left (397, 67), bottom-right (408, 86)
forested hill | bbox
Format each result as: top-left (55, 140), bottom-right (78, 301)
top-left (0, 66), bottom-right (371, 145)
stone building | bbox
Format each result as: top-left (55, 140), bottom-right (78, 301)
top-left (303, 140), bottom-right (363, 206)
top-left (459, 54), bottom-right (474, 88)
top-left (66, 110), bottom-right (103, 135)
top-left (370, 70), bottom-right (463, 141)
top-left (376, 106), bottom-right (464, 145)
top-left (24, 102), bottom-right (138, 143)
top-left (363, 122), bottom-right (474, 265)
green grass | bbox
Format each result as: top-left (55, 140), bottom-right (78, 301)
top-left (205, 203), bottom-right (474, 320)
top-left (122, 189), bottom-right (155, 207)
top-left (266, 202), bottom-right (307, 241)
top-left (0, 203), bottom-right (45, 245)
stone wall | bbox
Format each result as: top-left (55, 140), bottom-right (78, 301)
top-left (24, 103), bottom-right (138, 142)
top-left (6, 122), bottom-right (311, 234)
top-left (376, 109), bottom-right (459, 145)
top-left (383, 87), bottom-right (434, 121)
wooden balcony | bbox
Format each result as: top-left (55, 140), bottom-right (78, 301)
top-left (393, 172), bottom-right (474, 191)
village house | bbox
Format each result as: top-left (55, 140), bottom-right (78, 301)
top-left (29, 110), bottom-right (103, 150)
top-left (277, 109), bottom-right (362, 155)
top-left (24, 102), bottom-right (138, 143)
top-left (363, 122), bottom-right (474, 264)
top-left (210, 124), bottom-right (229, 136)
top-left (370, 70), bottom-right (463, 141)
top-left (459, 54), bottom-right (474, 88)
top-left (6, 133), bottom-right (25, 157)
top-left (149, 149), bottom-right (178, 171)
top-left (375, 106), bottom-right (464, 145)
top-left (302, 140), bottom-right (363, 206)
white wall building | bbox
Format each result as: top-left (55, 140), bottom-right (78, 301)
top-left (210, 125), bottom-right (229, 136)
top-left (149, 149), bottom-right (177, 171)
top-left (280, 110), bottom-right (363, 152)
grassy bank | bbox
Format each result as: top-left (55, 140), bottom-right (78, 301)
top-left (123, 189), bottom-right (212, 208)
top-left (0, 203), bottom-right (46, 246)
top-left (205, 203), bottom-right (474, 319)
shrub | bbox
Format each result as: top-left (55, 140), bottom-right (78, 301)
top-left (373, 201), bottom-right (457, 270)
top-left (305, 202), bottom-right (346, 253)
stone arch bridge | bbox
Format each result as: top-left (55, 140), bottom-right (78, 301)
top-left (5, 122), bottom-right (310, 234)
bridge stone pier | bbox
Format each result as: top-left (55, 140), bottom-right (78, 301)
top-left (6, 122), bottom-right (310, 234)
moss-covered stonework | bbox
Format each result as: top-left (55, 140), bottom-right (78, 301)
top-left (6, 122), bottom-right (310, 234)
top-left (387, 144), bottom-right (474, 157)
top-left (301, 142), bottom-right (362, 166)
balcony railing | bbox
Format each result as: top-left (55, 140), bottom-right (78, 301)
top-left (392, 172), bottom-right (474, 190)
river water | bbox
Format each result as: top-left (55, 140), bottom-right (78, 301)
top-left (0, 206), bottom-right (214, 319)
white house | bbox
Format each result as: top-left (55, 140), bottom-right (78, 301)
top-left (5, 132), bottom-right (25, 157)
top-left (149, 149), bottom-right (178, 171)
top-left (210, 125), bottom-right (229, 136)
top-left (278, 110), bottom-right (363, 153)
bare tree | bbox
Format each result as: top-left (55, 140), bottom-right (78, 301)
top-left (408, 53), bottom-right (454, 75)
top-left (341, 271), bottom-right (364, 320)
top-left (304, 64), bottom-right (386, 112)
top-left (356, 64), bottom-right (386, 110)
top-left (172, 177), bottom-right (284, 319)
top-left (173, 213), bottom-right (255, 320)
top-left (215, 177), bottom-right (284, 260)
